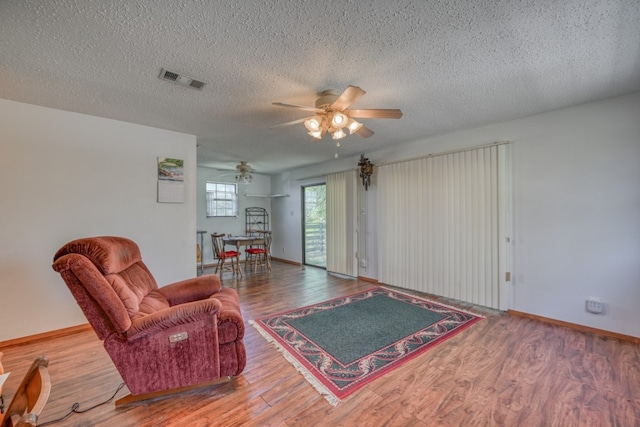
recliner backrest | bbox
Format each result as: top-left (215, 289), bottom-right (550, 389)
top-left (52, 236), bottom-right (161, 338)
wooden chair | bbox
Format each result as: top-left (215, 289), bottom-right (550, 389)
top-left (245, 231), bottom-right (272, 273)
top-left (211, 233), bottom-right (242, 276)
top-left (1, 356), bottom-right (51, 427)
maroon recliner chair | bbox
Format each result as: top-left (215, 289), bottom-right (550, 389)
top-left (52, 236), bottom-right (246, 405)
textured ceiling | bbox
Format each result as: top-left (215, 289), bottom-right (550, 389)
top-left (1, 0), bottom-right (639, 174)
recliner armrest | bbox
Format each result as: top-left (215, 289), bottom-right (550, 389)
top-left (157, 275), bottom-right (222, 306)
top-left (126, 298), bottom-right (222, 341)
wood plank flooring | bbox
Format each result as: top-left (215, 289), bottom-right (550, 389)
top-left (1, 262), bottom-right (639, 426)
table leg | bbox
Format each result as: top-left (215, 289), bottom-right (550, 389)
top-left (232, 243), bottom-right (243, 277)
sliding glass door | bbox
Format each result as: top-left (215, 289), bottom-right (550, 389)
top-left (303, 184), bottom-right (326, 268)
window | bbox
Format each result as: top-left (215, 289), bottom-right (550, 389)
top-left (206, 182), bottom-right (238, 217)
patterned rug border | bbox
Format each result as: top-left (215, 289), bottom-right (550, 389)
top-left (250, 286), bottom-right (485, 406)
top-left (378, 286), bottom-right (486, 319)
top-left (249, 319), bottom-right (342, 406)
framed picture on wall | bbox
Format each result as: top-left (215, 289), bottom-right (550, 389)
top-left (157, 157), bottom-right (184, 203)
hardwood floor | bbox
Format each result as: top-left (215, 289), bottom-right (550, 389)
top-left (1, 262), bottom-right (639, 426)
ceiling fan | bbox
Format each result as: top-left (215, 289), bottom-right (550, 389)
top-left (271, 86), bottom-right (402, 143)
top-left (220, 161), bottom-right (255, 184)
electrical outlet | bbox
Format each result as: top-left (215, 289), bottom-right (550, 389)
top-left (586, 298), bottom-right (603, 314)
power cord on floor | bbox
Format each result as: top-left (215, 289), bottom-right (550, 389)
top-left (38, 382), bottom-right (125, 426)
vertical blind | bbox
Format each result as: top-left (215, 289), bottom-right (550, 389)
top-left (377, 144), bottom-right (509, 309)
top-left (326, 170), bottom-right (358, 276)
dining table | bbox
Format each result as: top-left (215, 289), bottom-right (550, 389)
top-left (223, 235), bottom-right (265, 270)
top-left (223, 235), bottom-right (264, 249)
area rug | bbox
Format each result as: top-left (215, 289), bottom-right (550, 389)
top-left (249, 287), bottom-right (483, 405)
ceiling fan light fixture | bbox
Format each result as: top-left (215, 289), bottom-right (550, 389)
top-left (304, 115), bottom-right (324, 132)
top-left (308, 129), bottom-right (322, 139)
top-left (331, 111), bottom-right (348, 128)
top-left (272, 85), bottom-right (403, 145)
top-left (232, 161), bottom-right (254, 184)
top-left (347, 118), bottom-right (363, 134)
top-left (236, 174), bottom-right (252, 184)
top-left (331, 128), bottom-right (346, 140)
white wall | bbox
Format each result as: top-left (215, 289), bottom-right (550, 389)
top-left (272, 92), bottom-right (640, 338)
top-left (0, 99), bottom-right (197, 341)
top-left (196, 166), bottom-right (271, 264)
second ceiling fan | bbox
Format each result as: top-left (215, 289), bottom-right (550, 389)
top-left (220, 161), bottom-right (255, 183)
top-left (271, 86), bottom-right (402, 142)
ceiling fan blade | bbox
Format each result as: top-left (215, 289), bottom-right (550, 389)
top-left (272, 102), bottom-right (323, 113)
top-left (269, 116), bottom-right (313, 129)
top-left (355, 125), bottom-right (374, 138)
top-left (348, 109), bottom-right (403, 119)
top-left (330, 86), bottom-right (366, 110)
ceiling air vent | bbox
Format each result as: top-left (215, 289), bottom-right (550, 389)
top-left (158, 68), bottom-right (206, 90)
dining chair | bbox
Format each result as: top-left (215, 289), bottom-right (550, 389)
top-left (211, 233), bottom-right (242, 276)
top-left (244, 231), bottom-right (272, 273)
